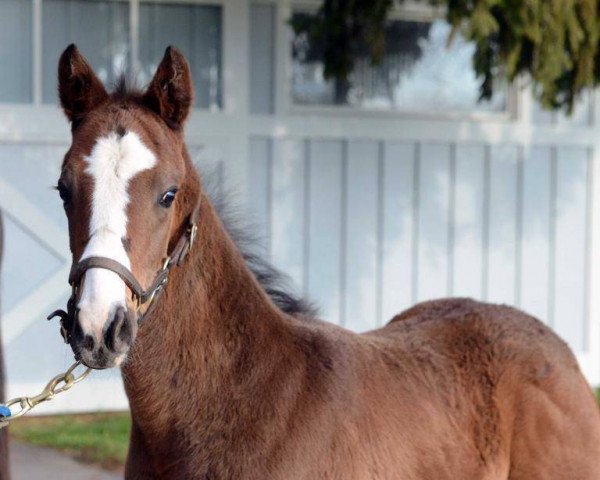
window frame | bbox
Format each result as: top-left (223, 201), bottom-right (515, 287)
top-left (282, 0), bottom-right (519, 122)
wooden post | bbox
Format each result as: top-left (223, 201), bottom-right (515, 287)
top-left (0, 212), bottom-right (10, 480)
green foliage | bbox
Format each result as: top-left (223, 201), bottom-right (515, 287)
top-left (10, 412), bottom-right (130, 470)
top-left (290, 0), bottom-right (394, 82)
top-left (291, 0), bottom-right (599, 112)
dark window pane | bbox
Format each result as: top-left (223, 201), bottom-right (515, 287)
top-left (250, 3), bottom-right (275, 115)
top-left (0, 0), bottom-right (32, 103)
top-left (139, 3), bottom-right (222, 110)
top-left (42, 0), bottom-right (130, 104)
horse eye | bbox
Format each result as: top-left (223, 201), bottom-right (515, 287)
top-left (55, 182), bottom-right (71, 204)
top-left (159, 188), bottom-right (178, 208)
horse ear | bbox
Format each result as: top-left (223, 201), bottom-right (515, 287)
top-left (143, 46), bottom-right (194, 129)
top-left (58, 44), bottom-right (108, 124)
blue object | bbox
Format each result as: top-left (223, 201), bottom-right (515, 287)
top-left (0, 406), bottom-right (11, 418)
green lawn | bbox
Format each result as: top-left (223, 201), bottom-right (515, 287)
top-left (9, 412), bottom-right (130, 471)
top-left (7, 391), bottom-right (600, 471)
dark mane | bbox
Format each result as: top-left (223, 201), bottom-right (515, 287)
top-left (109, 75), bottom-right (317, 318)
top-left (206, 178), bottom-right (318, 318)
top-left (111, 76), bottom-right (145, 104)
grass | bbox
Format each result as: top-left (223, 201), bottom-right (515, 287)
top-left (7, 391), bottom-right (600, 471)
top-left (9, 412), bottom-right (130, 471)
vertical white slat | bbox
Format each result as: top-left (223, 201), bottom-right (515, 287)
top-left (271, 139), bottom-right (306, 290)
top-left (520, 146), bottom-right (551, 322)
top-left (249, 3), bottom-right (275, 115)
top-left (487, 145), bottom-right (519, 304)
top-left (553, 146), bottom-right (589, 351)
top-left (584, 145), bottom-right (600, 385)
top-left (417, 143), bottom-right (451, 301)
top-left (248, 137), bottom-right (271, 256)
top-left (220, 0), bottom-right (250, 202)
top-left (453, 144), bottom-right (485, 298)
top-left (307, 140), bottom-right (343, 325)
top-left (344, 140), bottom-right (379, 332)
top-left (381, 142), bottom-right (415, 322)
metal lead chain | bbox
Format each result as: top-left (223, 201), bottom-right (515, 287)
top-left (0, 361), bottom-right (92, 428)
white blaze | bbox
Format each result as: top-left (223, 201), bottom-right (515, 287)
top-left (78, 131), bottom-right (156, 339)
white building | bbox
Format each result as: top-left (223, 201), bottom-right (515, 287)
top-left (0, 0), bottom-right (599, 413)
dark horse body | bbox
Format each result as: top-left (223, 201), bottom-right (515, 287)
top-left (55, 45), bottom-right (600, 479)
top-left (0, 214), bottom-right (9, 480)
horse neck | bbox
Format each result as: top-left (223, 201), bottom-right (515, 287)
top-left (122, 193), bottom-right (296, 431)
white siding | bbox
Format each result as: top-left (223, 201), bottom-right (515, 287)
top-left (553, 147), bottom-right (590, 351)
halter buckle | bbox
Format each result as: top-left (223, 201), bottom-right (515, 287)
top-left (145, 277), bottom-right (168, 308)
top-left (136, 256), bottom-right (171, 311)
top-left (133, 291), bottom-right (142, 309)
top-left (188, 224), bottom-right (198, 250)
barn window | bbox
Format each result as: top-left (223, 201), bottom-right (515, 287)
top-left (290, 12), bottom-right (508, 114)
top-left (0, 0), bottom-right (222, 110)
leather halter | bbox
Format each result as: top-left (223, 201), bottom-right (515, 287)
top-left (48, 200), bottom-right (201, 343)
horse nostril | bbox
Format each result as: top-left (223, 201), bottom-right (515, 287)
top-left (104, 306), bottom-right (131, 352)
top-left (82, 334), bottom-right (95, 351)
top-left (72, 317), bottom-right (84, 344)
top-left (118, 314), bottom-right (132, 345)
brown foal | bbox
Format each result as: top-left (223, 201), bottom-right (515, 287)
top-left (55, 44), bottom-right (600, 479)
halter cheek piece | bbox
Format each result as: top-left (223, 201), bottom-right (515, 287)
top-left (48, 201), bottom-right (201, 344)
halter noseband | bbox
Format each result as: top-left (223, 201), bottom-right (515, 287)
top-left (48, 200), bottom-right (201, 344)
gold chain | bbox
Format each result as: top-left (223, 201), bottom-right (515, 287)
top-left (0, 361), bottom-right (92, 429)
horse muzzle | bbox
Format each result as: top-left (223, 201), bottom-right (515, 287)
top-left (76, 303), bottom-right (138, 369)
top-left (50, 298), bottom-right (138, 369)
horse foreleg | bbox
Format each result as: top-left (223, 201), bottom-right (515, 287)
top-left (508, 375), bottom-right (600, 480)
top-left (125, 421), bottom-right (160, 480)
top-left (0, 428), bottom-right (9, 480)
